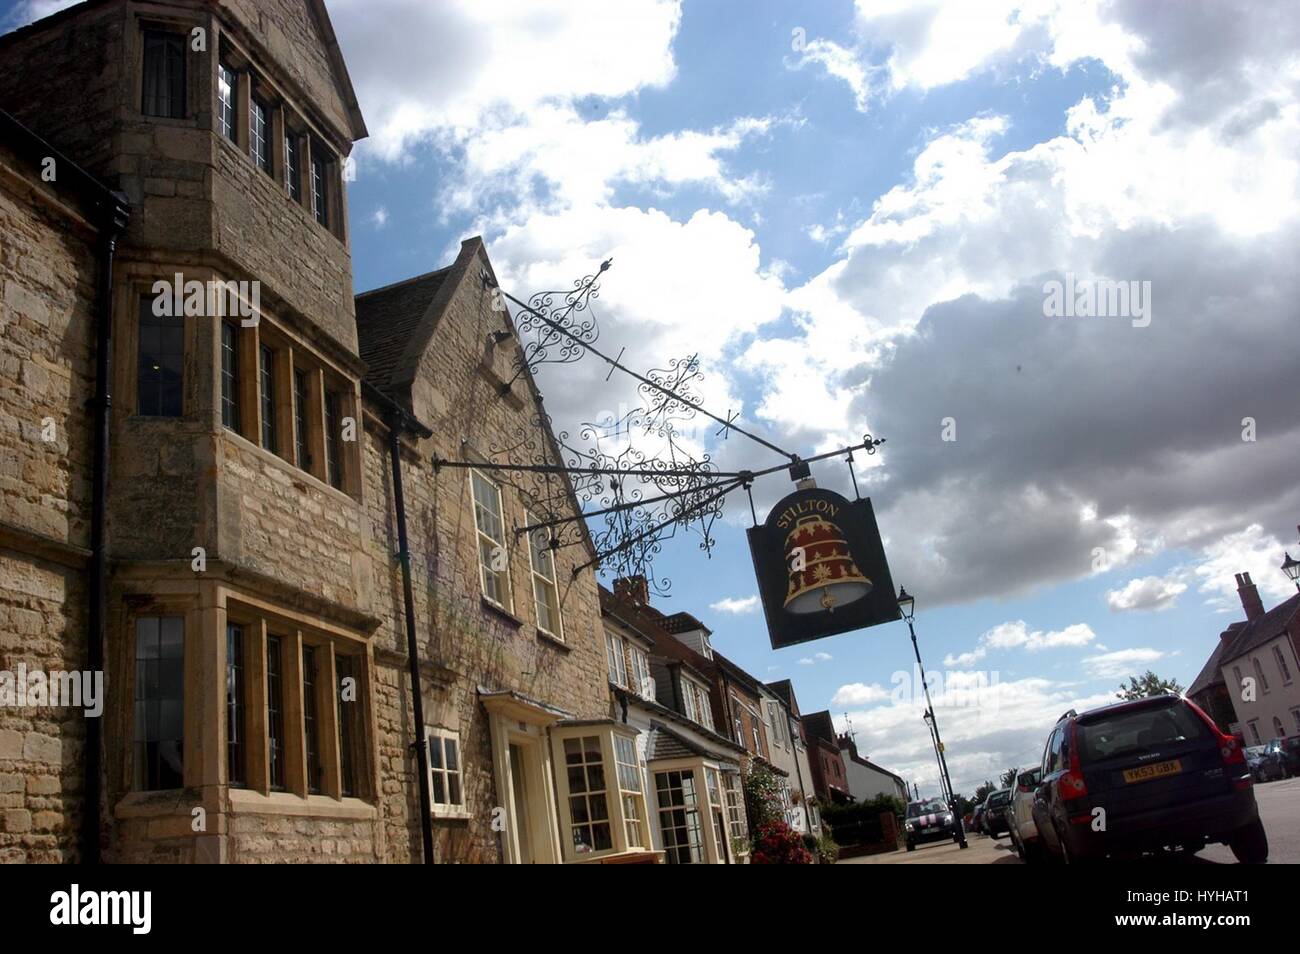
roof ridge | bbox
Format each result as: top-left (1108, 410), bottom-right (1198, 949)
top-left (355, 265), bottom-right (453, 301)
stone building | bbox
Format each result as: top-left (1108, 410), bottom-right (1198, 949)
top-left (0, 0), bottom-right (625, 864)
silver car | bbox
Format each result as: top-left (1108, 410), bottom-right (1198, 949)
top-left (1007, 767), bottom-right (1044, 861)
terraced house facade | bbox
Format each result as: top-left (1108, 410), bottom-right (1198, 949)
top-left (0, 0), bottom-right (647, 864)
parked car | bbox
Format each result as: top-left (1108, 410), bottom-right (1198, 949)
top-left (1031, 694), bottom-right (1266, 863)
top-left (903, 797), bottom-right (959, 851)
top-left (1245, 744), bottom-right (1286, 782)
top-left (983, 788), bottom-right (1013, 838)
top-left (1264, 737), bottom-right (1300, 777)
top-left (1008, 767), bottom-right (1043, 861)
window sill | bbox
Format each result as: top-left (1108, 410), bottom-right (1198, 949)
top-left (431, 807), bottom-right (472, 822)
top-left (481, 596), bottom-right (524, 628)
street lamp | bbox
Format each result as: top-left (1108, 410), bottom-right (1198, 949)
top-left (923, 709), bottom-right (950, 805)
top-left (898, 585), bottom-right (967, 848)
top-left (1282, 551), bottom-right (1300, 592)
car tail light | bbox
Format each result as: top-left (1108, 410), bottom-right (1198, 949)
top-left (1185, 699), bottom-right (1246, 767)
top-left (1060, 720), bottom-right (1089, 803)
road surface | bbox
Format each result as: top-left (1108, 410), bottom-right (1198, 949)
top-left (841, 776), bottom-right (1300, 864)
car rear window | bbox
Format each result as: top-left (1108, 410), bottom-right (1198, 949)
top-left (1078, 702), bottom-right (1209, 762)
top-left (988, 791), bottom-right (1010, 806)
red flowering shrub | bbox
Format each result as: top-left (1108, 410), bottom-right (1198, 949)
top-left (750, 819), bottom-right (814, 864)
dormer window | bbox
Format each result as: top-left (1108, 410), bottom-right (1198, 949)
top-left (141, 30), bottom-right (186, 119)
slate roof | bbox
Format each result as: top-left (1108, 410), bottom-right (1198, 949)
top-left (353, 266), bottom-right (452, 396)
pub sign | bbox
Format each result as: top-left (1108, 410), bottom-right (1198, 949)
top-left (747, 487), bottom-right (900, 650)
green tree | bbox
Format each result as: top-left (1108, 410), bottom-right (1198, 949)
top-left (999, 768), bottom-right (1018, 789)
top-left (1117, 670), bottom-right (1185, 701)
top-left (972, 781), bottom-right (996, 804)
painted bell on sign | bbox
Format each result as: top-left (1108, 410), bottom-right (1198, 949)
top-left (783, 512), bottom-right (873, 614)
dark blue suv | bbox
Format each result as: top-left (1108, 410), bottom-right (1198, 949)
top-left (1030, 695), bottom-right (1267, 863)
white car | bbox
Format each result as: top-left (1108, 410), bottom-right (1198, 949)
top-left (1007, 767), bottom-right (1044, 862)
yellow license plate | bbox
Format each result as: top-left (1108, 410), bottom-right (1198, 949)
top-left (1123, 760), bottom-right (1182, 783)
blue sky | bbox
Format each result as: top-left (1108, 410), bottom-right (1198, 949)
top-left (6, 0), bottom-right (1298, 797)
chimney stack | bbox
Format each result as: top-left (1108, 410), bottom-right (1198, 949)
top-left (1235, 572), bottom-right (1265, 622)
top-left (613, 575), bottom-right (650, 607)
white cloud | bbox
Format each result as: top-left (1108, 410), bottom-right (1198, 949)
top-left (833, 674), bottom-right (1116, 794)
top-left (831, 682), bottom-right (890, 706)
top-left (709, 595), bottom-right (759, 614)
top-left (789, 38), bottom-right (878, 111)
top-left (1192, 524), bottom-right (1297, 613)
top-left (1105, 574), bottom-right (1187, 612)
top-left (1082, 647), bottom-right (1166, 679)
top-left (371, 206), bottom-right (389, 229)
top-left (944, 620), bottom-right (1096, 667)
top-left (799, 652), bottom-right (834, 666)
top-left (331, 0), bottom-right (683, 161)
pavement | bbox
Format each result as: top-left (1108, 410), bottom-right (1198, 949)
top-left (840, 776), bottom-right (1300, 864)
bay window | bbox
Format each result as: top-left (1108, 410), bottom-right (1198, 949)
top-left (551, 725), bottom-right (651, 862)
top-left (655, 769), bottom-right (705, 864)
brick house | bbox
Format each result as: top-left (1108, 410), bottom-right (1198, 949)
top-left (0, 0), bottom-right (636, 864)
top-left (757, 680), bottom-right (819, 834)
top-left (1189, 571), bottom-right (1300, 745)
top-left (601, 579), bottom-right (752, 862)
top-left (801, 710), bottom-right (853, 804)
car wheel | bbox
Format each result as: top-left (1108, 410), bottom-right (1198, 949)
top-left (1228, 818), bottom-right (1268, 864)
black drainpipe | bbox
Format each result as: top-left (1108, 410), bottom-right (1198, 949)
top-left (85, 192), bottom-right (130, 865)
top-left (365, 382), bottom-right (435, 864)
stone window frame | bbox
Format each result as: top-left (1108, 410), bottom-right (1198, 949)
top-left (119, 593), bottom-right (201, 796)
top-left (551, 723), bottom-right (648, 863)
top-left (216, 310), bottom-right (363, 500)
top-left (121, 280), bottom-right (199, 421)
top-left (136, 19), bottom-right (195, 123)
top-left (223, 598), bottom-right (372, 802)
top-left (213, 31), bottom-right (346, 245)
top-left (524, 508), bottom-right (564, 641)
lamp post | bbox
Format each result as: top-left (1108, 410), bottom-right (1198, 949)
top-left (1282, 551), bottom-right (1300, 592)
top-left (899, 586), bottom-right (967, 848)
top-left (923, 709), bottom-right (950, 804)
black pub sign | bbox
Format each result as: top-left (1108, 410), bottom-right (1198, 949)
top-left (747, 487), bottom-right (900, 650)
